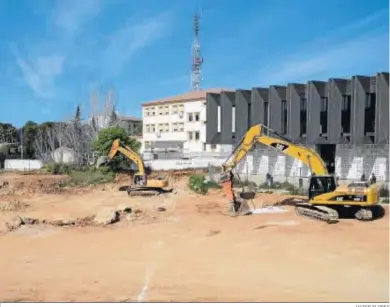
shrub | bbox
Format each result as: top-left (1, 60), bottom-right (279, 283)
top-left (43, 162), bottom-right (71, 175)
top-left (204, 180), bottom-right (222, 190)
top-left (68, 170), bottom-right (115, 187)
top-left (188, 174), bottom-right (208, 195)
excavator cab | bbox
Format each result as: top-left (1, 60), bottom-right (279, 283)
top-left (308, 175), bottom-right (337, 200)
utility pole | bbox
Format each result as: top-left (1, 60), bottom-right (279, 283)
top-left (20, 128), bottom-right (24, 160)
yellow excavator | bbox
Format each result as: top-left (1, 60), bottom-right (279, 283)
top-left (103, 139), bottom-right (171, 196)
top-left (220, 124), bottom-right (380, 223)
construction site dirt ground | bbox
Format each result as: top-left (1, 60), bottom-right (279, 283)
top-left (0, 172), bottom-right (389, 302)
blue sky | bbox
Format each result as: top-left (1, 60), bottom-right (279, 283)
top-left (0, 0), bottom-right (389, 127)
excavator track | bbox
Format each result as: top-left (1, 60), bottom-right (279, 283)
top-left (295, 204), bottom-right (339, 224)
top-left (354, 207), bottom-right (373, 221)
top-left (127, 187), bottom-right (172, 197)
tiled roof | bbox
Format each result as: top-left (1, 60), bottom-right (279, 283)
top-left (118, 115), bottom-right (142, 121)
top-left (142, 88), bottom-right (232, 106)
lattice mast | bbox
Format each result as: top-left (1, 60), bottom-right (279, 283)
top-left (191, 11), bottom-right (203, 91)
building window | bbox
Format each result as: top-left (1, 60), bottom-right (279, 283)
top-left (164, 105), bottom-right (169, 115)
top-left (300, 98), bottom-right (307, 136)
top-left (145, 109), bottom-right (149, 117)
top-left (195, 131), bottom-right (200, 140)
top-left (320, 97), bottom-right (328, 135)
top-left (151, 124), bottom-right (155, 133)
top-left (172, 123), bottom-right (178, 132)
top-left (300, 98), bottom-right (307, 111)
top-left (158, 107), bottom-right (164, 115)
top-left (217, 106), bottom-right (221, 132)
top-left (151, 108), bottom-right (155, 116)
top-left (188, 113), bottom-right (193, 122)
top-left (281, 100), bottom-right (287, 135)
top-left (145, 125), bottom-right (150, 133)
top-left (188, 131), bottom-right (193, 140)
top-left (320, 97), bottom-right (328, 112)
top-left (341, 95), bottom-right (351, 134)
top-left (342, 95), bottom-right (351, 111)
top-left (364, 92), bottom-right (376, 135)
top-left (164, 123), bottom-right (169, 132)
top-left (172, 105), bottom-right (178, 114)
top-left (263, 102), bottom-right (269, 127)
top-left (211, 144), bottom-right (217, 150)
top-left (179, 122), bottom-right (184, 132)
top-left (195, 113), bottom-right (200, 121)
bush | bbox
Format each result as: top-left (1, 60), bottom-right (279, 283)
top-left (43, 162), bottom-right (71, 175)
top-left (188, 174), bottom-right (208, 195)
top-left (68, 169), bottom-right (115, 187)
top-left (204, 180), bottom-right (222, 190)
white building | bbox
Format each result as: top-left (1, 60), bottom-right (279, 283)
top-left (142, 89), bottom-right (231, 158)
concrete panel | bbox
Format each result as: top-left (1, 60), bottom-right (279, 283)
top-left (251, 88), bottom-right (268, 125)
top-left (235, 90), bottom-right (251, 141)
top-left (328, 79), bottom-right (344, 143)
top-left (352, 76), bottom-right (370, 144)
top-left (220, 91), bottom-right (235, 144)
top-left (287, 83), bottom-right (305, 141)
top-left (307, 81), bottom-right (324, 144)
top-left (375, 72), bottom-right (389, 143)
top-left (205, 93), bottom-right (220, 144)
top-left (269, 86), bottom-right (286, 133)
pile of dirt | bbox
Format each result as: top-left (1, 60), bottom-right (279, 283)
top-left (0, 175), bottom-right (91, 196)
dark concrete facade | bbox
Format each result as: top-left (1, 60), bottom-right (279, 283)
top-left (235, 90), bottom-right (251, 141)
top-left (206, 71), bottom-right (389, 146)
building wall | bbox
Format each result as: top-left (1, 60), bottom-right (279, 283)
top-left (205, 71), bottom-right (389, 185)
top-left (143, 99), bottom-right (227, 154)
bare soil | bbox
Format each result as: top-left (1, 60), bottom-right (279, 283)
top-left (0, 172), bottom-right (388, 302)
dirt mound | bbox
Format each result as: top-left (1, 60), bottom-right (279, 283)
top-left (0, 174), bottom-right (93, 196)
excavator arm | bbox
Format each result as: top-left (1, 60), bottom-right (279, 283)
top-left (107, 139), bottom-right (145, 176)
top-left (222, 124), bottom-right (328, 175)
top-left (220, 124), bottom-right (328, 209)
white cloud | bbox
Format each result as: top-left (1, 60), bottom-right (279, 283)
top-left (11, 1), bottom-right (106, 99)
top-left (52, 0), bottom-right (105, 37)
top-left (35, 56), bottom-right (65, 76)
top-left (256, 10), bottom-right (389, 85)
top-left (11, 44), bottom-right (64, 98)
top-left (102, 12), bottom-right (173, 77)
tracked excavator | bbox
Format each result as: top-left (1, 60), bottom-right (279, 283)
top-left (102, 139), bottom-right (171, 196)
top-left (219, 124), bottom-right (380, 223)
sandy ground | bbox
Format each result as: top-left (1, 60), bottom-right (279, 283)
top-left (0, 172), bottom-right (389, 302)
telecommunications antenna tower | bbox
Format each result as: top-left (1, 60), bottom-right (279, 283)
top-left (191, 10), bottom-right (203, 91)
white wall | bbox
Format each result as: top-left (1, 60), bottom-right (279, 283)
top-left (143, 99), bottom-right (228, 154)
top-left (335, 144), bottom-right (389, 181)
top-left (4, 159), bottom-right (43, 170)
top-left (146, 157), bottom-right (225, 170)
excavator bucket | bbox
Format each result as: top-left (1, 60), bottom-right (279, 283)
top-left (239, 191), bottom-right (256, 200)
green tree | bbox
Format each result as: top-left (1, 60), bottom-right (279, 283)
top-left (109, 105), bottom-right (118, 127)
top-left (22, 121), bottom-right (38, 159)
top-left (74, 105), bottom-right (81, 122)
top-left (92, 126), bottom-right (141, 171)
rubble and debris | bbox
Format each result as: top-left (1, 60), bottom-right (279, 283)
top-left (0, 213), bottom-right (22, 233)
